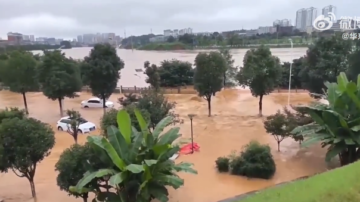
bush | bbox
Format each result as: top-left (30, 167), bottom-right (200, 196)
top-left (55, 144), bottom-right (92, 201)
top-left (215, 157), bottom-right (230, 172)
top-left (100, 108), bottom-right (118, 135)
top-left (230, 141), bottom-right (276, 179)
top-left (118, 93), bottom-right (140, 107)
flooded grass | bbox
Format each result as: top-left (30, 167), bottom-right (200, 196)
top-left (239, 161), bottom-right (360, 202)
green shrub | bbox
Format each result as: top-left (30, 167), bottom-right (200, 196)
top-left (100, 108), bottom-right (118, 135)
top-left (230, 141), bottom-right (276, 179)
top-left (215, 157), bottom-right (230, 172)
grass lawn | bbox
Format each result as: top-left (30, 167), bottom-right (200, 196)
top-left (239, 161), bottom-right (360, 202)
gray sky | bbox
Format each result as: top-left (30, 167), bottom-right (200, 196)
top-left (0, 0), bottom-right (358, 39)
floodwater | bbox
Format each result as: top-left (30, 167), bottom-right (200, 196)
top-left (0, 90), bottom-right (329, 202)
top-left (32, 47), bottom-right (308, 87)
top-left (0, 48), bottom-right (329, 202)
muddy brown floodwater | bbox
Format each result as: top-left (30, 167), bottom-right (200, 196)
top-left (0, 89), bottom-right (329, 202)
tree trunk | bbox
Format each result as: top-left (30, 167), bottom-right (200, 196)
top-left (22, 92), bottom-right (29, 115)
top-left (207, 96), bottom-right (212, 117)
top-left (277, 141), bottom-right (280, 152)
top-left (258, 94), bottom-right (263, 116)
top-left (102, 95), bottom-right (106, 115)
top-left (82, 193), bottom-right (88, 202)
top-left (29, 179), bottom-right (36, 198)
top-left (58, 97), bottom-right (63, 117)
top-left (73, 131), bottom-right (78, 144)
top-left (223, 73), bottom-right (226, 87)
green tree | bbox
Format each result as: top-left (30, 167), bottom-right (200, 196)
top-left (300, 34), bottom-right (352, 95)
top-left (137, 90), bottom-right (180, 129)
top-left (55, 143), bottom-right (100, 202)
top-left (38, 50), bottom-right (82, 116)
top-left (70, 109), bottom-right (197, 202)
top-left (82, 43), bottom-right (124, 114)
top-left (166, 36), bottom-right (176, 43)
top-left (219, 47), bottom-right (238, 87)
top-left (264, 108), bottom-right (293, 151)
top-left (236, 46), bottom-right (282, 116)
top-left (292, 73), bottom-right (360, 166)
top-left (1, 51), bottom-right (39, 114)
top-left (65, 109), bottom-right (82, 144)
top-left (347, 29), bottom-right (360, 82)
top-left (144, 61), bottom-right (160, 90)
top-left (194, 52), bottom-right (226, 116)
top-left (158, 59), bottom-right (194, 87)
top-left (118, 93), bottom-right (140, 107)
top-left (279, 58), bottom-right (304, 90)
top-left (0, 117), bottom-right (55, 198)
top-left (178, 33), bottom-right (194, 45)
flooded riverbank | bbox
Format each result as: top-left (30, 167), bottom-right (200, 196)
top-left (0, 89), bottom-right (328, 202)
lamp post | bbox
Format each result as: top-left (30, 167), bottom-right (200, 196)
top-left (188, 114), bottom-right (196, 153)
top-left (287, 38), bottom-right (293, 106)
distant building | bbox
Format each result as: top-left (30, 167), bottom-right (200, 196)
top-left (306, 7), bottom-right (317, 29)
top-left (258, 26), bottom-right (276, 34)
top-left (322, 5), bottom-right (336, 16)
top-left (164, 29), bottom-right (172, 37)
top-left (274, 19), bottom-right (291, 27)
top-left (29, 35), bottom-right (35, 41)
top-left (195, 32), bottom-right (211, 36)
top-left (149, 36), bottom-right (167, 43)
top-left (296, 8), bottom-right (307, 31)
top-left (179, 28), bottom-right (192, 35)
top-left (83, 34), bottom-right (95, 44)
top-left (163, 28), bottom-right (193, 37)
top-left (77, 35), bottom-right (83, 43)
top-left (296, 7), bottom-right (317, 31)
top-left (246, 29), bottom-right (258, 36)
top-left (277, 26), bottom-right (294, 34)
top-left (7, 32), bottom-right (23, 42)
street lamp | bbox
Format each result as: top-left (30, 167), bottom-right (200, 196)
top-left (187, 114), bottom-right (196, 154)
top-left (287, 38), bottom-right (293, 106)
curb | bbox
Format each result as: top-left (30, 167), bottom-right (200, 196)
top-left (217, 175), bottom-right (310, 202)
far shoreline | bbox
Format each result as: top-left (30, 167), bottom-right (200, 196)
top-left (130, 43), bottom-right (309, 51)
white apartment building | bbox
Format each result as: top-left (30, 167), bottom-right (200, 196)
top-left (258, 26), bottom-right (277, 34)
top-left (322, 5), bottom-right (336, 16)
top-left (195, 32), bottom-right (211, 36)
top-left (163, 28), bottom-right (193, 37)
top-left (306, 7), bottom-right (317, 29)
top-left (296, 7), bottom-right (317, 31)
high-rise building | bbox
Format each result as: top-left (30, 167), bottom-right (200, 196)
top-left (83, 34), bottom-right (95, 44)
top-left (322, 5), bottom-right (336, 16)
top-left (306, 7), bottom-right (317, 28)
top-left (295, 8), bottom-right (307, 31)
top-left (296, 7), bottom-right (317, 31)
top-left (77, 35), bottom-right (83, 43)
top-left (22, 35), bottom-right (30, 41)
top-left (29, 35), bottom-right (35, 41)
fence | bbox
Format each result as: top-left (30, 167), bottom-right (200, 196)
top-left (0, 84), bottom-right (307, 94)
top-left (80, 86), bottom-right (198, 94)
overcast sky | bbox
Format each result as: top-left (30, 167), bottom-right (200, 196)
top-left (0, 0), bottom-right (358, 39)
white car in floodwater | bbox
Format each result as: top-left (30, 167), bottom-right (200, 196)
top-left (81, 97), bottom-right (114, 108)
top-left (56, 116), bottom-right (96, 133)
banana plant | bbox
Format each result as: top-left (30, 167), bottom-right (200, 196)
top-left (69, 109), bottom-right (197, 202)
top-left (292, 72), bottom-right (360, 166)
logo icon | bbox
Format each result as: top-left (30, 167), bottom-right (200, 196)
top-left (313, 12), bottom-right (336, 31)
